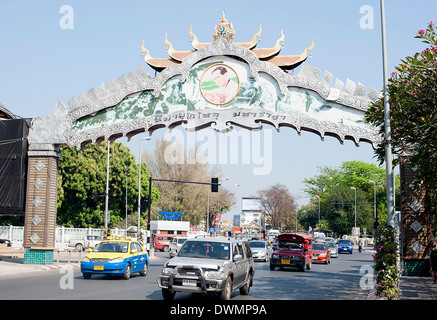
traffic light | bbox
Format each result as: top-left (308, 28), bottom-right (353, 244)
top-left (211, 177), bottom-right (218, 192)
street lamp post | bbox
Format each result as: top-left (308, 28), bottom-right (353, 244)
top-left (138, 136), bottom-right (151, 242)
top-left (315, 195), bottom-right (320, 231)
top-left (380, 0), bottom-right (395, 227)
top-left (104, 141), bottom-right (111, 230)
top-left (350, 187), bottom-right (357, 244)
top-left (125, 166), bottom-right (128, 235)
top-left (369, 180), bottom-right (377, 230)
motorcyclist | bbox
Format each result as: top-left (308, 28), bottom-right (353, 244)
top-left (358, 240), bottom-right (362, 252)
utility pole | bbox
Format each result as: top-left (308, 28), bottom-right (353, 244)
top-left (104, 141), bottom-right (110, 229)
top-left (380, 0), bottom-right (395, 227)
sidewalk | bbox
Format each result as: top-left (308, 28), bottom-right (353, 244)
top-left (366, 276), bottom-right (437, 300)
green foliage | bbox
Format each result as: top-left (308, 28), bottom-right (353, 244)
top-left (365, 22), bottom-right (437, 212)
top-left (57, 142), bottom-right (159, 228)
top-left (300, 161), bottom-right (398, 235)
top-left (373, 226), bottom-right (401, 299)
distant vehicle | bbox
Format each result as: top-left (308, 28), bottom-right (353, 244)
top-left (337, 239), bottom-right (353, 254)
top-left (312, 243), bottom-right (331, 264)
top-left (68, 235), bottom-right (102, 251)
top-left (81, 236), bottom-right (149, 280)
top-left (157, 236), bottom-right (255, 300)
top-left (324, 241), bottom-right (338, 258)
top-left (313, 232), bottom-right (325, 242)
top-left (267, 229), bottom-right (280, 241)
top-left (249, 240), bottom-right (272, 262)
top-left (270, 233), bottom-right (313, 272)
top-left (324, 237), bottom-right (336, 243)
top-left (169, 236), bottom-right (188, 257)
top-left (154, 234), bottom-right (174, 252)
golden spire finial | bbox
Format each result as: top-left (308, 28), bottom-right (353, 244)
top-left (213, 11), bottom-right (235, 42)
top-left (221, 10), bottom-right (227, 23)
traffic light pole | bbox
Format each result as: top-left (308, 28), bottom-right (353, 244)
top-left (145, 177), bottom-right (220, 252)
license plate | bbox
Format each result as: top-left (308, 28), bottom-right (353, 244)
top-left (94, 265), bottom-right (104, 270)
top-left (281, 259), bottom-right (290, 264)
top-left (182, 279), bottom-right (197, 287)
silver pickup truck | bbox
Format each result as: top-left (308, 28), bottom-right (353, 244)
top-left (157, 236), bottom-right (255, 300)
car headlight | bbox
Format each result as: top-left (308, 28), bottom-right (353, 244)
top-left (109, 257), bottom-right (124, 263)
top-left (162, 267), bottom-right (174, 275)
top-left (273, 254), bottom-right (280, 258)
top-left (206, 269), bottom-right (225, 279)
top-left (82, 257), bottom-right (91, 263)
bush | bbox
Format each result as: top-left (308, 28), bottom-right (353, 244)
top-left (373, 225), bottom-right (401, 299)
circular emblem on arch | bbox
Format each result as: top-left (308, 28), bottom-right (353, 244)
top-left (200, 63), bottom-right (241, 106)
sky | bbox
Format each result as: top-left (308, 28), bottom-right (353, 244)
top-left (1, 0), bottom-right (435, 222)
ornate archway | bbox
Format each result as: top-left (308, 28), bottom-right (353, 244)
top-left (23, 12), bottom-right (384, 261)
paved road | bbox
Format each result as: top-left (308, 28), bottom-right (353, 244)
top-left (0, 249), bottom-right (373, 300)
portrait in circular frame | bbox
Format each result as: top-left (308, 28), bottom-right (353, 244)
top-left (200, 63), bottom-right (241, 105)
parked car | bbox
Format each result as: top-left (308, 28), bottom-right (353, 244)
top-left (270, 233), bottom-right (313, 272)
top-left (68, 235), bottom-right (102, 251)
top-left (312, 243), bottom-right (331, 264)
top-left (324, 240), bottom-right (338, 258)
top-left (249, 240), bottom-right (272, 262)
top-left (157, 236), bottom-right (255, 300)
top-left (337, 239), bottom-right (353, 254)
top-left (81, 236), bottom-right (149, 280)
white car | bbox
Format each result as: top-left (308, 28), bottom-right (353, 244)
top-left (249, 240), bottom-right (272, 262)
top-left (324, 241), bottom-right (338, 258)
top-left (169, 237), bottom-right (188, 257)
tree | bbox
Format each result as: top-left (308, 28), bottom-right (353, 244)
top-left (143, 137), bottom-right (235, 229)
top-left (256, 183), bottom-right (297, 230)
top-left (365, 22), bottom-right (437, 212)
top-left (57, 142), bottom-right (159, 228)
top-left (301, 161), bottom-right (398, 234)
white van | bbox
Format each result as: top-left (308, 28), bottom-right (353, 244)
top-left (267, 229), bottom-right (280, 241)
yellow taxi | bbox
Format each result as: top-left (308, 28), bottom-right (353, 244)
top-left (80, 236), bottom-right (149, 280)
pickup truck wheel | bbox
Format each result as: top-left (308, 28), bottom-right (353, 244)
top-left (162, 288), bottom-right (175, 300)
top-left (75, 243), bottom-right (83, 251)
top-left (239, 272), bottom-right (252, 295)
top-left (122, 263), bottom-right (131, 280)
top-left (219, 277), bottom-right (232, 300)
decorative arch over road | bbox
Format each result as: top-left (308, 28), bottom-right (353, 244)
top-left (24, 12), bottom-right (382, 253)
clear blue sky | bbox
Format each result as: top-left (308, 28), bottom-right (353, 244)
top-left (1, 1), bottom-right (435, 220)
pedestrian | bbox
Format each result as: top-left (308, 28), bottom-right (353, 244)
top-left (429, 242), bottom-right (437, 284)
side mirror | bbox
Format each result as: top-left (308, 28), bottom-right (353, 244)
top-left (234, 254), bottom-right (243, 262)
top-left (131, 249), bottom-right (138, 254)
top-left (87, 248), bottom-right (92, 253)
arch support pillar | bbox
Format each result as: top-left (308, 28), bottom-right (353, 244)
top-left (22, 144), bottom-right (60, 263)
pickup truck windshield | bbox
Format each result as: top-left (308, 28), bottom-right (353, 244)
top-left (178, 241), bottom-right (230, 260)
top-left (278, 241), bottom-right (303, 251)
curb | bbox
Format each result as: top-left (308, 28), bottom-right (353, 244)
top-left (37, 263), bottom-right (81, 270)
